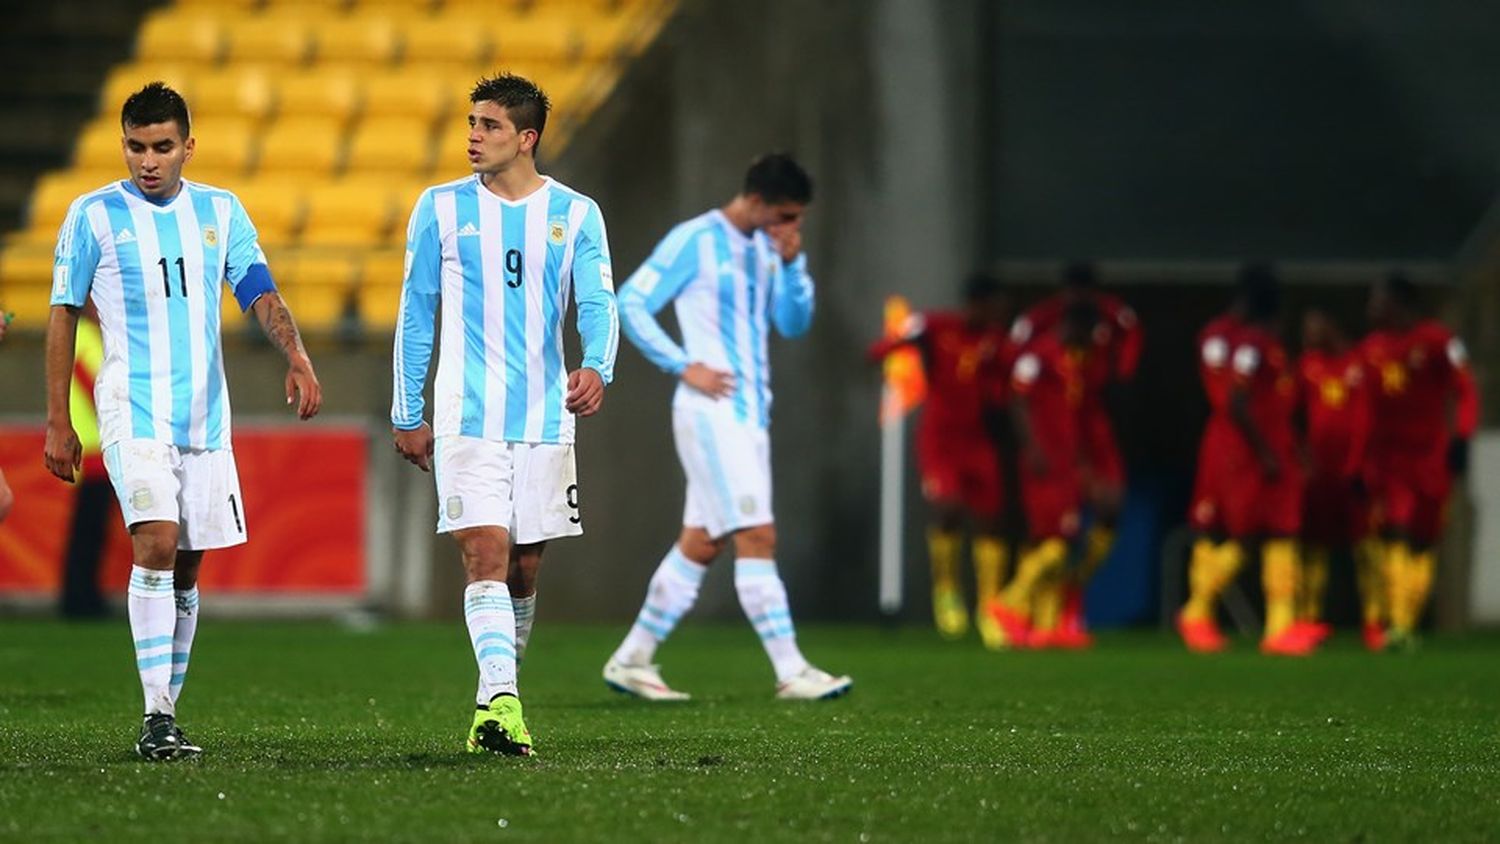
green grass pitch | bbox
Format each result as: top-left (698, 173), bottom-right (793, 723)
top-left (1, 619), bottom-right (1497, 841)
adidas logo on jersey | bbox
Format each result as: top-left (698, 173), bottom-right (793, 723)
top-left (457, 222), bottom-right (480, 237)
top-left (114, 228), bottom-right (136, 245)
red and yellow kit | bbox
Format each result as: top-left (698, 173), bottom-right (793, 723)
top-left (1298, 348), bottom-right (1369, 546)
top-left (1358, 320), bottom-right (1478, 544)
top-left (1187, 313), bottom-right (1243, 534)
top-left (1011, 335), bottom-right (1103, 540)
top-left (1219, 324), bottom-right (1303, 538)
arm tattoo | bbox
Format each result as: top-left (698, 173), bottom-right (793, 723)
top-left (256, 293), bottom-right (308, 361)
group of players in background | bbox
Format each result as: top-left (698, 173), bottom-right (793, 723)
top-left (872, 262), bottom-right (1477, 656)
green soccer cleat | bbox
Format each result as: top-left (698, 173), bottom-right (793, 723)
top-left (466, 694), bottom-right (533, 757)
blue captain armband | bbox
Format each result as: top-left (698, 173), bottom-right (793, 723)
top-left (235, 263), bottom-right (277, 311)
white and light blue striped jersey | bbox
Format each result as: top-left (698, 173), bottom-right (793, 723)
top-left (392, 175), bottom-right (619, 444)
top-left (50, 179), bottom-right (275, 451)
top-left (618, 209), bottom-right (814, 429)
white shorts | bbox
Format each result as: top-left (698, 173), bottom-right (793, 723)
top-left (672, 408), bottom-right (773, 539)
top-left (103, 439), bottom-right (247, 551)
top-left (434, 436), bottom-right (582, 543)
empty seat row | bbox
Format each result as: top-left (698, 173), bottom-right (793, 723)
top-left (138, 8), bottom-right (628, 66)
top-left (100, 61), bottom-right (588, 124)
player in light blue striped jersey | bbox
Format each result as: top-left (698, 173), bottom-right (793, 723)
top-left (391, 74), bottom-right (618, 756)
top-left (603, 154), bottom-right (852, 701)
top-left (43, 83), bottom-right (323, 760)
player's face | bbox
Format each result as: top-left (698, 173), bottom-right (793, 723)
top-left (1302, 311), bottom-right (1330, 350)
top-left (467, 102), bottom-right (537, 174)
top-left (752, 199), bottom-right (806, 232)
top-left (122, 121), bottom-right (192, 199)
top-left (967, 295), bottom-right (1009, 327)
top-left (1368, 286), bottom-right (1394, 327)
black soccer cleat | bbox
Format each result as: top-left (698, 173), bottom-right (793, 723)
top-left (135, 714), bottom-right (183, 761)
top-left (171, 723), bottom-right (203, 757)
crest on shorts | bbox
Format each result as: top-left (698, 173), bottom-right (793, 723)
top-left (446, 496), bottom-right (464, 521)
top-left (130, 486), bottom-right (155, 513)
top-left (548, 219), bottom-right (567, 245)
top-left (202, 225), bottom-right (217, 247)
top-left (739, 495), bottom-right (758, 516)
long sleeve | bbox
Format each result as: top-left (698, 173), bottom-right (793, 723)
top-left (572, 200), bottom-right (619, 384)
top-left (771, 253), bottom-right (814, 338)
top-left (391, 190), bottom-right (441, 431)
top-left (617, 226), bottom-right (700, 375)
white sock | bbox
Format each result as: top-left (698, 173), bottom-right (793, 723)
top-left (513, 594), bottom-right (536, 663)
top-left (170, 586), bottom-right (200, 705)
top-left (127, 565), bottom-right (176, 716)
top-left (734, 558), bottom-right (809, 683)
top-left (611, 546), bottom-right (707, 666)
top-left (463, 581), bottom-right (517, 705)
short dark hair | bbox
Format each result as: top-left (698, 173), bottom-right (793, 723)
top-left (743, 153), bottom-right (813, 204)
top-left (1382, 271), bottom-right (1420, 309)
top-left (1063, 298), bottom-right (1101, 333)
top-left (1062, 261), bottom-right (1097, 288)
top-left (1237, 261), bottom-right (1280, 320)
top-left (121, 81), bottom-right (190, 138)
top-left (470, 73), bottom-right (550, 151)
top-left (963, 271), bottom-right (1003, 303)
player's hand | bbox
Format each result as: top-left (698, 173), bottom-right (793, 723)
top-left (682, 363), bottom-right (735, 399)
top-left (44, 420), bottom-right (82, 484)
top-left (767, 223), bottom-right (802, 263)
top-left (393, 422), bottom-right (434, 472)
top-left (1448, 437), bottom-right (1471, 475)
top-left (285, 354), bottom-right (322, 421)
top-left (565, 368), bottom-right (605, 417)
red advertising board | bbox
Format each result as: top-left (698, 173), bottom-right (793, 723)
top-left (0, 425), bottom-right (366, 597)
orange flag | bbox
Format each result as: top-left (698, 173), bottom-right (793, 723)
top-left (879, 296), bottom-right (927, 425)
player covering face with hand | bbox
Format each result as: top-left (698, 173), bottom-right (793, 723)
top-left (602, 153), bottom-right (851, 701)
top-left (44, 83), bottom-right (322, 760)
top-left (392, 74), bottom-right (618, 755)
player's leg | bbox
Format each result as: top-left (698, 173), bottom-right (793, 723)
top-left (1388, 486), bottom-right (1446, 651)
top-left (967, 442), bottom-right (1009, 650)
top-left (1178, 432), bottom-right (1238, 651)
top-left (605, 526), bottom-right (721, 701)
top-left (507, 542), bottom-right (543, 666)
top-left (1378, 475), bottom-right (1424, 650)
top-left (918, 427), bottom-right (970, 638)
top-left (1259, 467), bottom-right (1312, 655)
top-left (729, 523), bottom-right (852, 700)
top-left (1062, 415), bottom-right (1124, 645)
top-left (990, 471), bottom-right (1073, 648)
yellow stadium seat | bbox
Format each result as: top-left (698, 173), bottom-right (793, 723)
top-left (362, 69), bottom-right (449, 122)
top-left (257, 117), bottom-right (347, 177)
top-left (313, 15), bottom-right (400, 65)
top-left (491, 16), bottom-right (592, 62)
top-left (274, 68), bottom-right (362, 121)
top-left (26, 171), bottom-right (117, 234)
top-left (400, 16), bottom-right (491, 66)
top-left (277, 251), bottom-right (359, 331)
top-left (74, 120), bottom-right (127, 170)
top-left (175, 0), bottom-right (260, 8)
top-left (101, 64), bottom-right (195, 114)
top-left (300, 180), bottom-right (400, 248)
top-left (344, 117), bottom-right (433, 175)
top-left (0, 245), bottom-right (60, 328)
top-left (224, 14), bottom-right (315, 66)
top-left (190, 68), bottom-right (277, 121)
top-left (184, 118), bottom-right (256, 177)
top-left (230, 179), bottom-right (309, 248)
top-left (135, 11), bottom-right (223, 64)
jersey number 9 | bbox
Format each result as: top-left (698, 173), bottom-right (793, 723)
top-left (505, 248), bottom-right (523, 289)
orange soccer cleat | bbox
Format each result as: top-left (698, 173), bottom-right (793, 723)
top-left (1361, 622), bottom-right (1387, 653)
top-left (985, 600), bottom-right (1033, 650)
top-left (1260, 627), bottom-right (1317, 657)
top-left (1177, 611), bottom-right (1228, 653)
top-left (1292, 621), bottom-right (1333, 647)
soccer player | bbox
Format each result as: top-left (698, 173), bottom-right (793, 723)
top-left (987, 300), bottom-right (1102, 649)
top-left (1358, 274), bottom-right (1478, 651)
top-left (1010, 262), bottom-right (1141, 642)
top-left (43, 83), bottom-right (323, 760)
top-left (392, 74), bottom-right (618, 756)
top-left (602, 153), bottom-right (852, 701)
top-left (865, 273), bottom-right (1012, 648)
top-left (1297, 309), bottom-right (1371, 648)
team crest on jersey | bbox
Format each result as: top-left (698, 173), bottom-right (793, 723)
top-left (548, 218), bottom-right (567, 245)
top-left (202, 225), bottom-right (217, 247)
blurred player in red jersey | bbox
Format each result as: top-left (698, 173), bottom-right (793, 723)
top-left (867, 274), bottom-right (1013, 647)
top-left (1176, 270), bottom-right (1258, 653)
top-left (1359, 274), bottom-right (1478, 651)
top-left (1009, 262), bottom-right (1141, 643)
top-left (988, 300), bottom-right (1103, 649)
top-left (1297, 309), bottom-right (1375, 648)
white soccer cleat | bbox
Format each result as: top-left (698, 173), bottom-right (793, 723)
top-left (603, 659), bottom-right (692, 701)
top-left (775, 666), bottom-right (853, 701)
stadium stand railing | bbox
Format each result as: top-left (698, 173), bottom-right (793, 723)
top-left (0, 0), bottom-right (677, 334)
